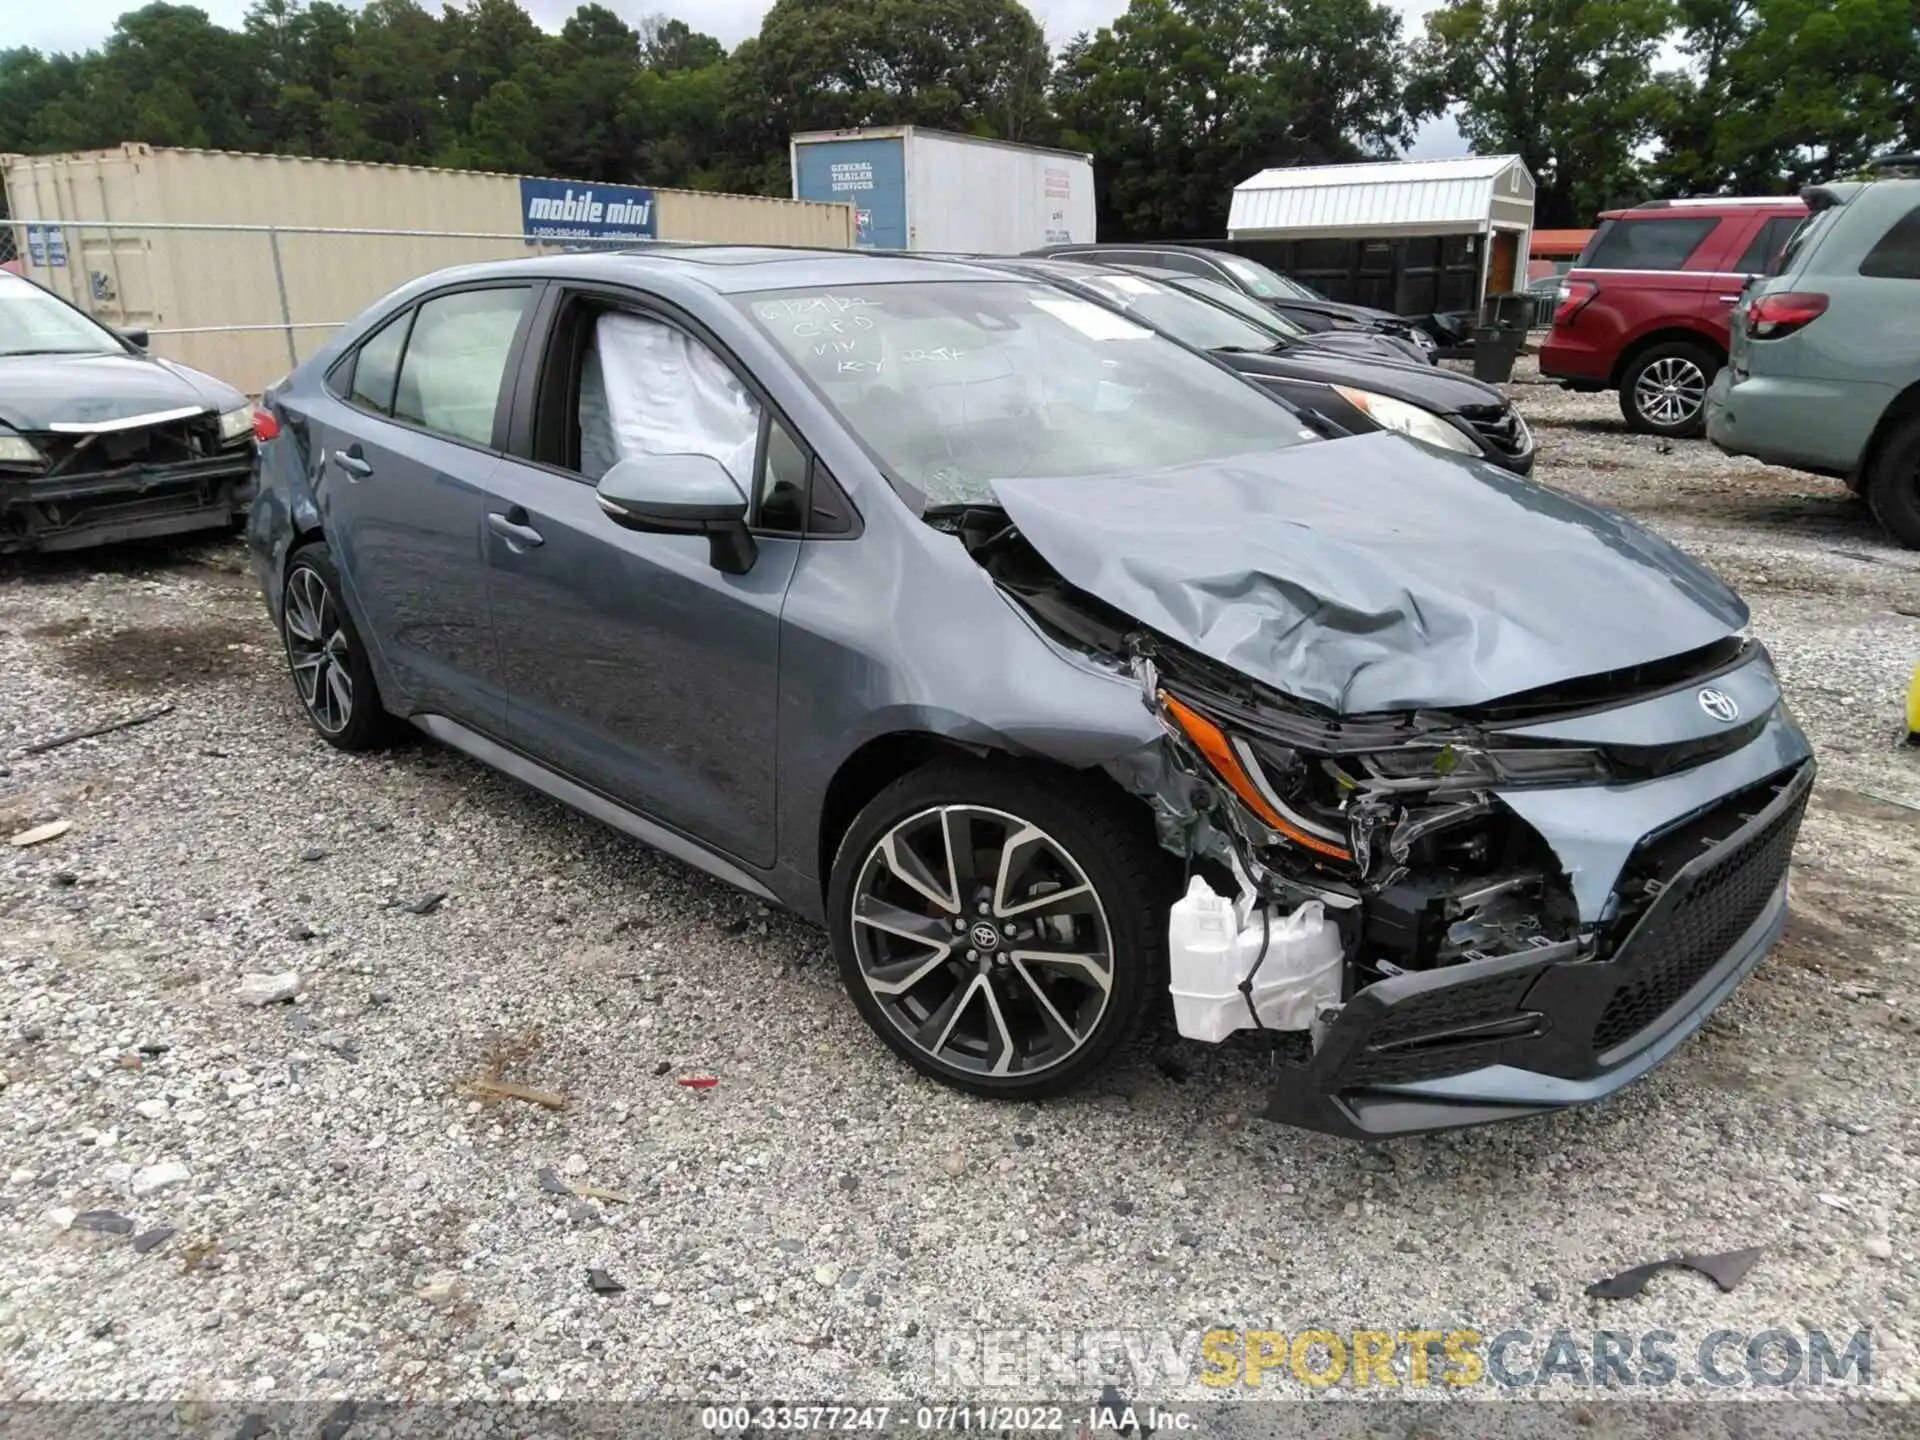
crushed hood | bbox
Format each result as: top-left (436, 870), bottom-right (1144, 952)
top-left (0, 352), bottom-right (242, 432)
top-left (990, 432), bottom-right (1747, 715)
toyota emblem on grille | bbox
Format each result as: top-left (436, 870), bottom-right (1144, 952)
top-left (1698, 688), bottom-right (1740, 723)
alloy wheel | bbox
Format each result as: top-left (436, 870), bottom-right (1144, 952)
top-left (283, 565), bottom-right (354, 735)
top-left (847, 804), bottom-right (1114, 1080)
top-left (1633, 356), bottom-right (1707, 428)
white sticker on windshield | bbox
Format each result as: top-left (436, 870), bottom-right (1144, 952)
top-left (1030, 297), bottom-right (1152, 341)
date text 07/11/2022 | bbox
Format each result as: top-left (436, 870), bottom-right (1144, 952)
top-left (699, 1403), bottom-right (1195, 1433)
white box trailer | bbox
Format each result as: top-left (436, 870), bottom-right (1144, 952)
top-left (789, 127), bottom-right (1095, 254)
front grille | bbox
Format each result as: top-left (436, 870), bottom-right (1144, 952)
top-left (1455, 403), bottom-right (1530, 456)
top-left (1344, 970), bottom-right (1535, 1085)
top-left (1592, 775), bottom-right (1809, 1052)
top-left (29, 414), bottom-right (227, 477)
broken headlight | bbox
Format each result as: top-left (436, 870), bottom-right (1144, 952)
top-left (0, 430), bottom-right (42, 464)
top-left (1331, 386), bottom-right (1479, 455)
top-left (216, 406), bottom-right (255, 444)
top-left (1359, 743), bottom-right (1610, 790)
top-left (1159, 692), bottom-right (1356, 864)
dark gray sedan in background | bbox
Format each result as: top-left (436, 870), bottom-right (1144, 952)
top-left (0, 270), bottom-right (256, 553)
top-left (249, 247), bottom-right (1812, 1137)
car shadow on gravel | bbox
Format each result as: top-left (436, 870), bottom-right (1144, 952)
top-left (0, 531), bottom-right (257, 592)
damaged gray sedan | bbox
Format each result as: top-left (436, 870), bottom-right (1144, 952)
top-left (1, 271), bottom-right (255, 553)
top-left (249, 250), bottom-right (1812, 1137)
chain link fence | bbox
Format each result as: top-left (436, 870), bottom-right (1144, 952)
top-left (1, 218), bottom-right (644, 394)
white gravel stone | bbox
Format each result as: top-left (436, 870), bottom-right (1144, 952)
top-left (235, 972), bottom-right (303, 1006)
top-left (129, 1161), bottom-right (190, 1196)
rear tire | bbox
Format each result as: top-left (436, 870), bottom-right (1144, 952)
top-left (1866, 414), bottom-right (1920, 550)
top-left (1620, 341), bottom-right (1718, 437)
top-left (280, 540), bottom-right (400, 751)
top-left (826, 759), bottom-right (1172, 1100)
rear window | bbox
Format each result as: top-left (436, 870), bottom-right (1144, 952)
top-left (1580, 216), bottom-right (1718, 271)
top-left (1860, 204), bottom-right (1920, 280)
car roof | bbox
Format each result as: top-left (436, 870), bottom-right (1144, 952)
top-left (397, 245), bottom-right (1018, 297)
top-left (962, 255), bottom-right (1129, 281)
top-left (1599, 197), bottom-right (1806, 221)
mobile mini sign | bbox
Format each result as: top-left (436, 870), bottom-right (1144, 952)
top-left (519, 178), bottom-right (657, 246)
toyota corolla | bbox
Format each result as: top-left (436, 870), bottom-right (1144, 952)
top-left (248, 248), bottom-right (1812, 1137)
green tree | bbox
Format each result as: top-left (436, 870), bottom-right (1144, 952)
top-left (1412, 0), bottom-right (1675, 225)
top-left (1713, 0), bottom-right (1913, 188)
top-left (732, 0), bottom-right (1053, 170)
top-left (326, 0), bottom-right (450, 164)
top-left (1053, 0), bottom-right (1415, 240)
top-left (639, 15), bottom-right (725, 73)
top-left (245, 0), bottom-right (356, 156)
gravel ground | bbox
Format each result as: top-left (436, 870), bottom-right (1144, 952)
top-left (2, 377), bottom-right (1918, 1421)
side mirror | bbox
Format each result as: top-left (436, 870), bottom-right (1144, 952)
top-left (595, 452), bottom-right (757, 575)
top-left (118, 328), bottom-right (150, 350)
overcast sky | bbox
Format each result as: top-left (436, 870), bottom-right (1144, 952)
top-left (16, 0), bottom-right (1468, 155)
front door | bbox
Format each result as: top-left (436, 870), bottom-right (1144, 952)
top-left (482, 297), bottom-right (802, 867)
top-left (311, 283), bottom-right (538, 726)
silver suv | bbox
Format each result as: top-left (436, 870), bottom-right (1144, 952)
top-left (1706, 158), bottom-right (1920, 546)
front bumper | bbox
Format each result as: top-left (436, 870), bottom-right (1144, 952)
top-left (0, 454), bottom-right (253, 554)
top-left (1265, 756), bottom-right (1812, 1138)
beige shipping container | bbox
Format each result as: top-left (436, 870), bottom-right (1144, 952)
top-left (2, 144), bottom-right (853, 393)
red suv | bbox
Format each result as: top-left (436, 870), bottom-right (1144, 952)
top-left (1541, 197), bottom-right (1807, 437)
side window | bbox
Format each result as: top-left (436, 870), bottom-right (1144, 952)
top-left (392, 287), bottom-right (532, 446)
top-left (1148, 253), bottom-right (1209, 278)
top-left (1582, 216), bottom-right (1718, 271)
top-left (573, 309), bottom-right (762, 486)
top-left (758, 417), bottom-right (808, 532)
top-left (346, 310), bottom-right (411, 415)
top-left (1860, 205), bottom-right (1920, 280)
top-left (1735, 216), bottom-right (1803, 276)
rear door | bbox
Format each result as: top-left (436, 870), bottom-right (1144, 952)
top-left (1700, 212), bottom-right (1804, 344)
top-left (311, 282), bottom-right (540, 727)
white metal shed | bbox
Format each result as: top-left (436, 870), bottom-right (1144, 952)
top-left (1229, 156), bottom-right (1535, 307)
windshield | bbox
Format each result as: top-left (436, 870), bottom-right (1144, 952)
top-left (741, 280), bottom-right (1309, 506)
top-left (1069, 273), bottom-right (1284, 352)
top-left (0, 275), bottom-right (122, 357)
top-left (1218, 254), bottom-right (1318, 302)
top-left (1166, 276), bottom-right (1309, 339)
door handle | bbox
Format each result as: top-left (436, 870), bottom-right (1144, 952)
top-left (487, 509), bottom-right (545, 549)
top-left (331, 446), bottom-right (373, 479)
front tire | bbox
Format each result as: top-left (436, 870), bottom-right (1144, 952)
top-left (827, 760), bottom-right (1172, 1099)
top-left (1620, 341), bottom-right (1718, 437)
top-left (1867, 414), bottom-right (1920, 550)
top-left (280, 540), bottom-right (398, 751)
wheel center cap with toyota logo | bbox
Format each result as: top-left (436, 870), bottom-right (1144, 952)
top-left (1698, 688), bottom-right (1741, 723)
top-left (970, 921), bottom-right (1003, 952)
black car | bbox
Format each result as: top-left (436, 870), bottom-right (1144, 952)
top-left (0, 271), bottom-right (255, 553)
top-left (1122, 265), bottom-right (1433, 367)
top-left (1027, 242), bottom-right (1439, 357)
top-left (987, 258), bottom-right (1532, 475)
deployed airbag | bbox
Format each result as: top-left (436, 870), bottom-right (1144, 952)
top-left (579, 312), bottom-right (760, 485)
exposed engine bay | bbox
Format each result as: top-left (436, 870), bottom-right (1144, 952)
top-left (940, 503), bottom-right (1772, 1053)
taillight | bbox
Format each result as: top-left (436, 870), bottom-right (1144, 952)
top-left (1553, 279), bottom-right (1597, 326)
top-left (253, 408), bottom-right (281, 442)
top-left (1747, 292), bottom-right (1828, 339)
